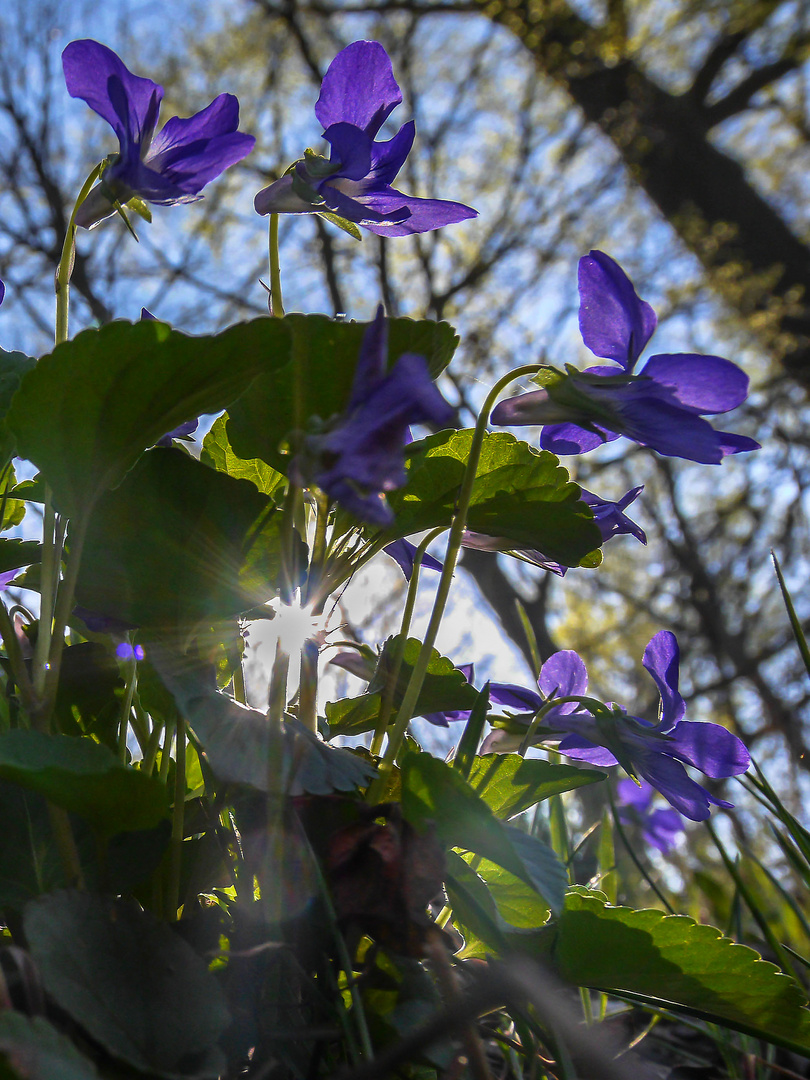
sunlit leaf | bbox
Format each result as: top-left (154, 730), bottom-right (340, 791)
top-left (387, 430), bottom-right (602, 567)
top-left (467, 754), bottom-right (605, 818)
top-left (7, 318), bottom-right (290, 518)
top-left (325, 636), bottom-right (480, 735)
top-left (555, 890), bottom-right (810, 1054)
top-left (75, 448), bottom-right (290, 628)
top-left (402, 752), bottom-right (567, 913)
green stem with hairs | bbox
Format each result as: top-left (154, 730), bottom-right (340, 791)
top-left (367, 366), bottom-right (541, 801)
top-left (369, 527), bottom-right (445, 759)
top-left (269, 214), bottom-right (284, 318)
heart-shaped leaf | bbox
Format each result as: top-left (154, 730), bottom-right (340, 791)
top-left (387, 430), bottom-right (601, 567)
top-left (7, 318), bottom-right (290, 518)
top-left (75, 448), bottom-right (291, 628)
top-left (227, 313), bottom-right (458, 473)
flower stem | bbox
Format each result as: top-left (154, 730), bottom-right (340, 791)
top-left (166, 716), bottom-right (186, 920)
top-left (369, 527), bottom-right (445, 760)
top-left (55, 162), bottom-right (103, 346)
top-left (32, 164), bottom-right (102, 723)
top-left (369, 366), bottom-right (541, 796)
top-left (269, 214), bottom-right (284, 318)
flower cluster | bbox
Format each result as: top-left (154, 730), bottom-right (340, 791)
top-left (492, 251), bottom-right (760, 464)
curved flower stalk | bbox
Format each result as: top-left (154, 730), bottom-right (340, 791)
top-left (255, 40), bottom-right (477, 236)
top-left (291, 306), bottom-right (455, 526)
top-left (492, 251), bottom-right (760, 464)
top-left (481, 631), bottom-right (750, 821)
top-left (62, 40), bottom-right (255, 229)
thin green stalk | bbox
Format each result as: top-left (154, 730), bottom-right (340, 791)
top-left (298, 494), bottom-right (332, 734)
top-left (39, 513), bottom-right (89, 729)
top-left (48, 802), bottom-right (84, 890)
top-left (369, 527), bottom-right (445, 760)
top-left (280, 481), bottom-right (301, 603)
top-left (608, 786), bottom-right (675, 913)
top-left (269, 214), bottom-right (284, 318)
top-left (298, 640), bottom-right (319, 734)
top-left (128, 692), bottom-right (150, 756)
top-left (706, 819), bottom-right (797, 978)
top-left (303, 834), bottom-right (374, 1061)
top-left (166, 716), bottom-right (186, 920)
top-left (55, 163), bottom-right (103, 345)
top-left (232, 657), bottom-right (247, 705)
top-left (142, 714), bottom-right (165, 777)
top-left (158, 722), bottom-right (174, 783)
top-left (268, 637), bottom-right (290, 727)
top-left (32, 499), bottom-right (58, 699)
top-left (305, 493), bottom-right (330, 608)
top-left (117, 651), bottom-right (139, 762)
top-left (369, 366), bottom-right (541, 796)
top-left (32, 163), bottom-right (102, 726)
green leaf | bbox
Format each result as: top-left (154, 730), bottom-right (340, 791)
top-left (0, 348), bottom-right (36, 465)
top-left (772, 552), bottom-right (810, 681)
top-left (25, 891), bottom-right (229, 1078)
top-left (388, 430), bottom-right (602, 567)
top-left (7, 317), bottom-right (290, 518)
top-left (467, 755), bottom-right (605, 818)
top-left (201, 414), bottom-right (287, 501)
top-left (0, 783), bottom-right (72, 910)
top-left (453, 684), bottom-right (491, 779)
top-left (75, 448), bottom-right (292, 628)
top-left (151, 647), bottom-right (377, 795)
top-left (53, 642), bottom-right (124, 751)
top-left (0, 1013), bottom-right (99, 1080)
top-left (554, 891), bottom-right (810, 1054)
top-left (444, 851), bottom-right (552, 961)
top-left (227, 313), bottom-right (459, 473)
top-left (401, 752), bottom-right (567, 913)
top-left (325, 636), bottom-right (480, 735)
top-left (0, 538), bottom-right (41, 575)
top-left (0, 731), bottom-right (168, 835)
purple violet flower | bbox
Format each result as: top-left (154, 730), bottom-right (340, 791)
top-left (384, 538), bottom-right (444, 580)
top-left (491, 251), bottom-right (760, 465)
top-left (0, 281), bottom-right (5, 307)
top-left (460, 486), bottom-right (645, 576)
top-left (254, 41), bottom-right (477, 235)
top-left (481, 631), bottom-right (750, 821)
top-left (291, 306), bottom-right (455, 526)
top-left (617, 778), bottom-right (684, 853)
top-left (62, 40), bottom-right (255, 229)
